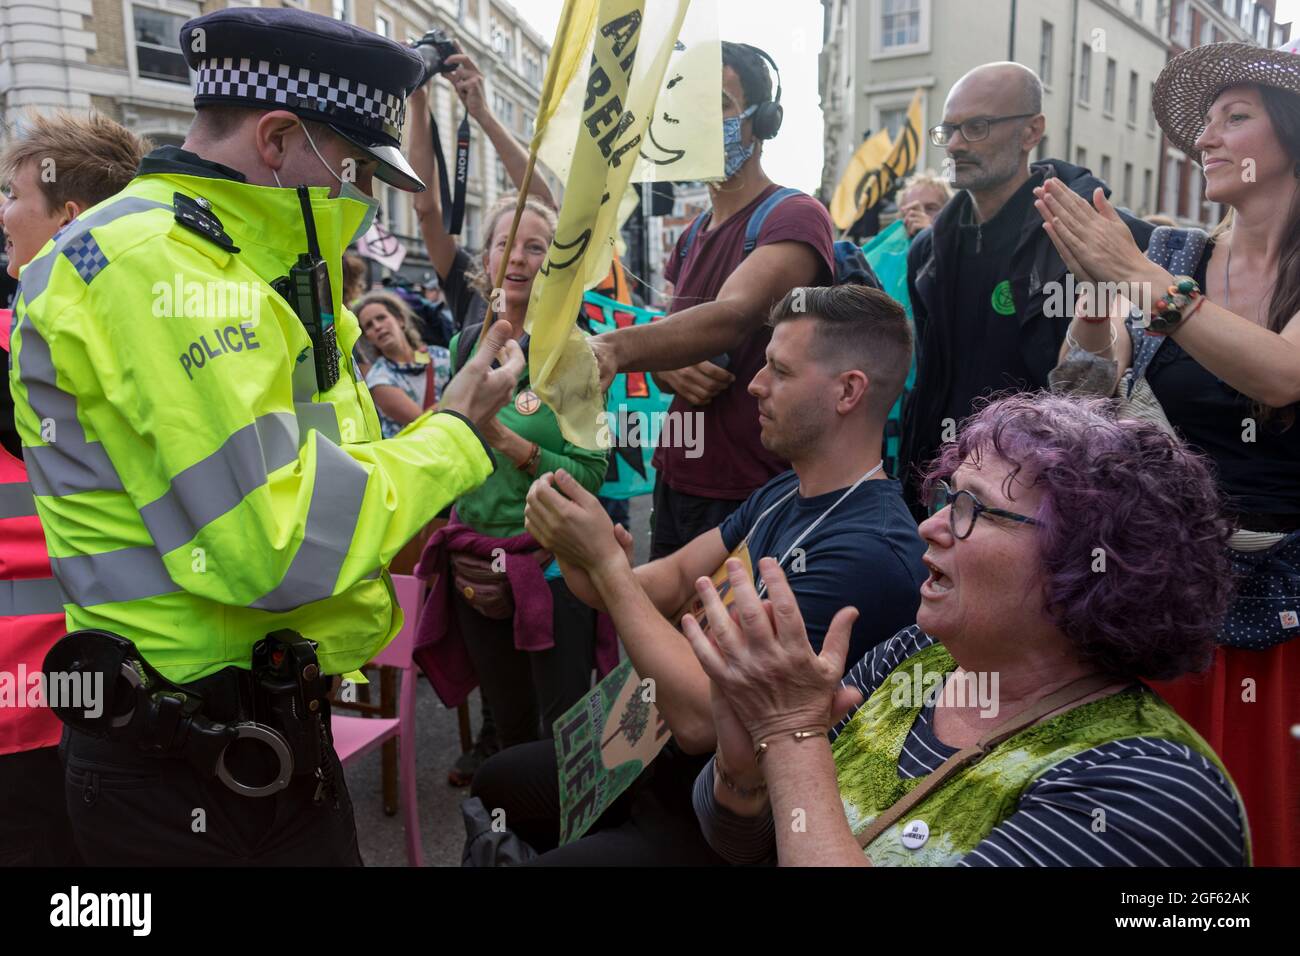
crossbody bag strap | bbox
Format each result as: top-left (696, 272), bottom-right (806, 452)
top-left (854, 672), bottom-right (1118, 850)
top-left (422, 358), bottom-right (438, 410)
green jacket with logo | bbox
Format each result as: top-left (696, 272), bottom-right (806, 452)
top-left (7, 149), bottom-right (494, 682)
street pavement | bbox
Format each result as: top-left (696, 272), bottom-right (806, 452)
top-left (346, 492), bottom-right (652, 866)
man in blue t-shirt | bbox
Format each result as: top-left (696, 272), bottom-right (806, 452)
top-left (466, 285), bottom-right (925, 865)
top-left (523, 283), bottom-right (925, 756)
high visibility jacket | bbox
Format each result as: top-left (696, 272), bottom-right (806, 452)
top-left (7, 155), bottom-right (494, 684)
top-left (0, 436), bottom-right (65, 755)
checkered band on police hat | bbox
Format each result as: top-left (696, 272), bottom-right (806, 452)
top-left (194, 57), bottom-right (406, 144)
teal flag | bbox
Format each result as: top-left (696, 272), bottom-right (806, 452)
top-left (580, 290), bottom-right (672, 500)
top-left (862, 220), bottom-right (917, 477)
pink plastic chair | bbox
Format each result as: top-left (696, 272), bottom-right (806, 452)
top-left (332, 573), bottom-right (425, 867)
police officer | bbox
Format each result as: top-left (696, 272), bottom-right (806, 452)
top-left (7, 7), bottom-right (523, 865)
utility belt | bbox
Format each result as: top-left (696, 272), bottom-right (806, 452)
top-left (43, 629), bottom-right (339, 802)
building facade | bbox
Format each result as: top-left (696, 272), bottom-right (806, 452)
top-left (0, 0), bottom-right (549, 275)
top-left (819, 0), bottom-right (1289, 227)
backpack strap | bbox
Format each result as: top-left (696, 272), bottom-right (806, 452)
top-left (743, 187), bottom-right (801, 255)
top-left (679, 211), bottom-right (711, 262)
top-left (455, 321), bottom-right (483, 374)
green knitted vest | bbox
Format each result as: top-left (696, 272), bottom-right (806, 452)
top-left (832, 642), bottom-right (1251, 866)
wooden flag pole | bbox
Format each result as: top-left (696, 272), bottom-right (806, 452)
top-left (482, 151), bottom-right (541, 340)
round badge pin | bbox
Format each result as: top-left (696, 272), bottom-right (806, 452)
top-left (515, 389), bottom-right (541, 415)
top-left (900, 819), bottom-right (929, 850)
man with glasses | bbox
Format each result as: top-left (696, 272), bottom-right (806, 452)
top-left (897, 62), bottom-right (1154, 519)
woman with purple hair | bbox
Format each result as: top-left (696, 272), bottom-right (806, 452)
top-left (686, 394), bottom-right (1249, 866)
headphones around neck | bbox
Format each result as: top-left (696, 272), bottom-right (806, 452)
top-left (738, 43), bottom-right (783, 140)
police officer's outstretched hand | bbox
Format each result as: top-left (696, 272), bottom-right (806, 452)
top-left (438, 320), bottom-right (525, 429)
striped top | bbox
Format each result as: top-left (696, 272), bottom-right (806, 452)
top-left (694, 627), bottom-right (1247, 866)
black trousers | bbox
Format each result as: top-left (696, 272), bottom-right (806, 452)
top-left (455, 576), bottom-right (597, 749)
top-left (0, 745), bottom-right (81, 866)
top-left (471, 738), bottom-right (727, 866)
top-left (650, 477), bottom-right (747, 560)
top-left (60, 720), bottom-right (362, 866)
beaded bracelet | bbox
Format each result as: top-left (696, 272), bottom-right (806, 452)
top-left (1146, 275), bottom-right (1203, 335)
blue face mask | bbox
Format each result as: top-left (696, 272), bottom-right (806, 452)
top-left (723, 105), bottom-right (758, 178)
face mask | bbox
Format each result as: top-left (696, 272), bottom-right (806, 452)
top-left (300, 124), bottom-right (380, 244)
top-left (723, 105), bottom-right (758, 178)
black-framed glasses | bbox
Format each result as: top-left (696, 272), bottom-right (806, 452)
top-left (927, 479), bottom-right (1041, 540)
top-left (928, 113), bottom-right (1037, 147)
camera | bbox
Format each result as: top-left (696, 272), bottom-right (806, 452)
top-left (412, 28), bottom-right (460, 81)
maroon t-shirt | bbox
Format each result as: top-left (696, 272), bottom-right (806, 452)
top-left (653, 184), bottom-right (835, 499)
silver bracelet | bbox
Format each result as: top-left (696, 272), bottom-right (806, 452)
top-left (1065, 321), bottom-right (1118, 355)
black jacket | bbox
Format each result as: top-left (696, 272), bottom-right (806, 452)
top-left (898, 159), bottom-right (1155, 515)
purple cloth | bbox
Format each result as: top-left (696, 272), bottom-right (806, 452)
top-left (411, 517), bottom-right (618, 707)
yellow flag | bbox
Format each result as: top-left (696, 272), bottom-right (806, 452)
top-left (829, 90), bottom-right (924, 230)
top-left (526, 0), bottom-right (691, 449)
top-left (830, 128), bottom-right (892, 230)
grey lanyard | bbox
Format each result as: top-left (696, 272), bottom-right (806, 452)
top-left (743, 463), bottom-right (883, 598)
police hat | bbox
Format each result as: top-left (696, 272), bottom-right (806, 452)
top-left (181, 7), bottom-right (426, 192)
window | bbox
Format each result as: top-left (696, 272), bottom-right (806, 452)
top-left (495, 160), bottom-right (509, 193)
top-left (1162, 154), bottom-right (1180, 215)
top-left (881, 0), bottom-right (922, 49)
top-left (1256, 8), bottom-right (1271, 47)
top-left (1200, 17), bottom-right (1214, 47)
top-left (1143, 168), bottom-right (1153, 213)
top-left (1241, 0), bottom-right (1255, 31)
top-left (375, 13), bottom-right (390, 38)
top-left (332, 0), bottom-right (351, 23)
top-left (1275, 25), bottom-right (1288, 48)
top-left (1128, 71), bottom-right (1139, 124)
top-left (1134, 0), bottom-right (1144, 20)
top-left (491, 19), bottom-right (515, 62)
top-left (1172, 0), bottom-right (1190, 45)
top-left (1124, 162), bottom-right (1134, 207)
top-left (1076, 146), bottom-right (1088, 168)
top-left (878, 105), bottom-right (910, 140)
top-left (1079, 45), bottom-right (1091, 105)
top-left (1148, 81), bottom-right (1157, 132)
top-left (1040, 21), bottom-right (1054, 87)
top-left (1101, 155), bottom-right (1112, 184)
top-left (133, 6), bottom-right (189, 83)
top-left (1224, 0), bottom-right (1239, 19)
top-left (492, 92), bottom-right (515, 129)
top-left (1104, 58), bottom-right (1116, 114)
top-left (385, 185), bottom-right (401, 236)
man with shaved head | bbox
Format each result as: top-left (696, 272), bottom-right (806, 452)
top-left (897, 62), bottom-right (1154, 517)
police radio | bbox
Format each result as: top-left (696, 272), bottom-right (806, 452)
top-left (274, 186), bottom-right (340, 392)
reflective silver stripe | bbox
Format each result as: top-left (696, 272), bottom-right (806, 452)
top-left (0, 482), bottom-right (38, 519)
top-left (295, 402), bottom-right (341, 445)
top-left (250, 438), bottom-right (368, 611)
top-left (290, 346), bottom-right (343, 444)
top-left (17, 197), bottom-right (171, 306)
top-left (0, 576), bottom-right (67, 616)
top-left (139, 412), bottom-right (299, 554)
top-left (16, 320), bottom-right (124, 497)
top-left (50, 546), bottom-right (180, 606)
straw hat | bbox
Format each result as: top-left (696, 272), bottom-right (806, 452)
top-left (1153, 38), bottom-right (1300, 157)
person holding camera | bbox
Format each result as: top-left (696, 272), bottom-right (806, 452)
top-left (6, 7), bottom-right (524, 865)
top-left (409, 38), bottom-right (555, 333)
